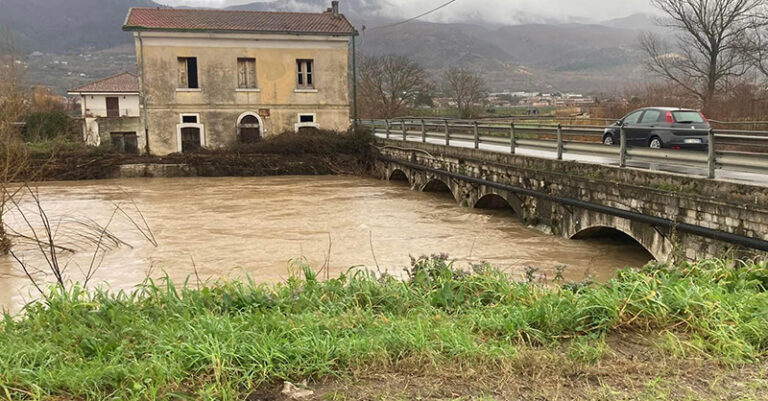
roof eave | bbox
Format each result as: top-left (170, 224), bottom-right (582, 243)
top-left (68, 91), bottom-right (140, 95)
top-left (122, 25), bottom-right (356, 37)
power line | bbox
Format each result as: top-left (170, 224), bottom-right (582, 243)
top-left (367, 0), bottom-right (459, 31)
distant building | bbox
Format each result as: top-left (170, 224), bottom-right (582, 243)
top-left (68, 72), bottom-right (142, 152)
top-left (121, 2), bottom-right (356, 155)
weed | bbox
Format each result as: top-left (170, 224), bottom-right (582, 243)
top-left (567, 335), bottom-right (607, 364)
top-left (0, 257), bottom-right (767, 400)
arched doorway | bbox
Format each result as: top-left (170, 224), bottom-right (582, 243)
top-left (238, 113), bottom-right (262, 143)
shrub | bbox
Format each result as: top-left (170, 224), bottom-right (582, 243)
top-left (23, 111), bottom-right (78, 142)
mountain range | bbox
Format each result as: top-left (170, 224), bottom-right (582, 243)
top-left (0, 0), bottom-right (662, 93)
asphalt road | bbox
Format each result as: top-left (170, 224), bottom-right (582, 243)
top-left (376, 133), bottom-right (768, 187)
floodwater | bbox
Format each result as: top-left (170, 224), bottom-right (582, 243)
top-left (0, 176), bottom-right (653, 312)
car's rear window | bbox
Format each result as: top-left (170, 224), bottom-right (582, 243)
top-left (672, 111), bottom-right (705, 123)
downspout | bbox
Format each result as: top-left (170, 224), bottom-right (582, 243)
top-left (352, 31), bottom-right (358, 131)
top-left (138, 32), bottom-right (150, 155)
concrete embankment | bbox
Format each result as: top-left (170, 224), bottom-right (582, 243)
top-left (118, 163), bottom-right (196, 178)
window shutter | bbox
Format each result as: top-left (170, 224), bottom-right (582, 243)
top-left (178, 58), bottom-right (188, 88)
top-left (247, 59), bottom-right (256, 88)
top-left (307, 60), bottom-right (313, 86)
top-left (237, 59), bottom-right (246, 88)
top-left (297, 60), bottom-right (304, 86)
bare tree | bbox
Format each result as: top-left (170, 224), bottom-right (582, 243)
top-left (358, 54), bottom-right (430, 119)
top-left (442, 67), bottom-right (487, 119)
top-left (0, 31), bottom-right (30, 254)
top-left (740, 3), bottom-right (768, 82)
top-left (640, 0), bottom-right (763, 113)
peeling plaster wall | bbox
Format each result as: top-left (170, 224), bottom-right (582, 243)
top-left (135, 32), bottom-right (352, 155)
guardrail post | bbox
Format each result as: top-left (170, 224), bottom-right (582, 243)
top-left (421, 119), bottom-right (426, 143)
top-left (401, 119), bottom-right (407, 141)
top-left (510, 122), bottom-right (516, 154)
top-left (385, 119), bottom-right (391, 139)
top-left (473, 121), bottom-right (480, 149)
top-left (556, 124), bottom-right (563, 160)
top-left (619, 126), bottom-right (627, 168)
top-left (444, 120), bottom-right (450, 146)
top-left (707, 128), bottom-right (716, 179)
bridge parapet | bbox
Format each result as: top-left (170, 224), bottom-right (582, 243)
top-left (376, 139), bottom-right (768, 262)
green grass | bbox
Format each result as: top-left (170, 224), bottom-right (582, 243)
top-left (1, 257), bottom-right (767, 400)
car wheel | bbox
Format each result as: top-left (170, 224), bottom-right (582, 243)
top-left (602, 134), bottom-right (615, 145)
top-left (649, 137), bottom-right (663, 149)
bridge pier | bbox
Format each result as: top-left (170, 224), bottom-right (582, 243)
top-left (379, 140), bottom-right (768, 263)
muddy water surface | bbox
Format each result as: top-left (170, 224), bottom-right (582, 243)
top-left (0, 176), bottom-right (652, 311)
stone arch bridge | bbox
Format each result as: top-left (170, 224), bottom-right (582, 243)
top-left (377, 140), bottom-right (768, 262)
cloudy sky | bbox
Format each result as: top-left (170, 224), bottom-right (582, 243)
top-left (157, 0), bottom-right (659, 23)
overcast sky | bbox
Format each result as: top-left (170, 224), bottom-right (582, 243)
top-left (156, 0), bottom-right (659, 23)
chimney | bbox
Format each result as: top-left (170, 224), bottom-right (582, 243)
top-left (331, 1), bottom-right (339, 18)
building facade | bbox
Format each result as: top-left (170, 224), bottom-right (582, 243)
top-left (68, 72), bottom-right (143, 153)
top-left (123, 3), bottom-right (355, 155)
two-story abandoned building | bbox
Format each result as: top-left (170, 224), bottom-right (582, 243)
top-left (121, 2), bottom-right (356, 155)
top-left (68, 72), bottom-right (142, 152)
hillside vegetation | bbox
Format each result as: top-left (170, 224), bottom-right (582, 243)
top-left (1, 0), bottom-right (657, 93)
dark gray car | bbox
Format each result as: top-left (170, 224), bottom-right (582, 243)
top-left (602, 107), bottom-right (711, 150)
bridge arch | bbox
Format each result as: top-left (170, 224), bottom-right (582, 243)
top-left (570, 225), bottom-right (657, 261)
top-left (473, 193), bottom-right (522, 215)
top-left (388, 169), bottom-right (410, 184)
top-left (420, 177), bottom-right (459, 203)
top-left (422, 178), bottom-right (452, 193)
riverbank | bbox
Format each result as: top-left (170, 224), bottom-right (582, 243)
top-left (1, 257), bottom-right (766, 400)
top-left (20, 129), bottom-right (373, 181)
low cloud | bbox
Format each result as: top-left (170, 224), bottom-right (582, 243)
top-left (158, 0), bottom-right (658, 23)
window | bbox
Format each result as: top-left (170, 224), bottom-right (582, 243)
top-left (672, 111), bottom-right (705, 123)
top-left (295, 113), bottom-right (319, 133)
top-left (297, 59), bottom-right (314, 89)
top-left (623, 111), bottom-right (643, 125)
top-left (181, 114), bottom-right (198, 124)
top-left (106, 97), bottom-right (120, 118)
top-left (237, 58), bottom-right (257, 89)
top-left (178, 57), bottom-right (199, 89)
top-left (640, 110), bottom-right (661, 124)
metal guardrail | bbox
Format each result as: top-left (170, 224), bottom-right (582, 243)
top-left (360, 118), bottom-right (768, 179)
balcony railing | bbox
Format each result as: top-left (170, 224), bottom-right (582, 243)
top-left (84, 109), bottom-right (140, 118)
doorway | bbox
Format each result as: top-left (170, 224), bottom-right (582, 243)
top-left (181, 127), bottom-right (201, 153)
top-left (106, 97), bottom-right (120, 118)
top-left (238, 114), bottom-right (262, 143)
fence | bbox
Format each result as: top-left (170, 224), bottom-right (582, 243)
top-left (359, 118), bottom-right (768, 179)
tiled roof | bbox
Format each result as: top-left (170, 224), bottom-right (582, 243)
top-left (68, 72), bottom-right (139, 93)
top-left (123, 8), bottom-right (356, 36)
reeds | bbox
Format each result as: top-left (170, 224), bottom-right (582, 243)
top-left (0, 256), bottom-right (766, 400)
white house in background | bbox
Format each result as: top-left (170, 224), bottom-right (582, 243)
top-left (68, 72), bottom-right (143, 153)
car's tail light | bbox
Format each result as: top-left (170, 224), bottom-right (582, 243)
top-left (665, 111), bottom-right (674, 123)
top-left (699, 112), bottom-right (709, 125)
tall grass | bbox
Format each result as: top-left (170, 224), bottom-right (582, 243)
top-left (1, 256), bottom-right (767, 400)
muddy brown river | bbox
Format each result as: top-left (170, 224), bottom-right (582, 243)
top-left (0, 176), bottom-right (653, 312)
